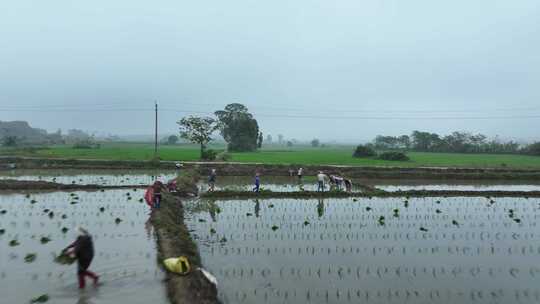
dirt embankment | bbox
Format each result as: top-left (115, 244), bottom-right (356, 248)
top-left (201, 189), bottom-right (540, 200)
top-left (3, 156), bottom-right (540, 180)
top-left (150, 195), bottom-right (219, 303)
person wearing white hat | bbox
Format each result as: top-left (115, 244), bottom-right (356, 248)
top-left (317, 171), bottom-right (326, 192)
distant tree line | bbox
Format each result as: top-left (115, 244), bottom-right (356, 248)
top-left (369, 130), bottom-right (539, 155)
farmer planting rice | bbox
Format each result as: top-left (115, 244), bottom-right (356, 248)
top-left (329, 174), bottom-right (344, 190)
top-left (317, 171), bottom-right (326, 192)
top-left (63, 227), bottom-right (99, 289)
top-left (253, 172), bottom-right (261, 192)
top-left (344, 178), bottom-right (353, 192)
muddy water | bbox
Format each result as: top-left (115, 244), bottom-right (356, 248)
top-left (3, 170), bottom-right (540, 193)
top-left (185, 197), bottom-right (540, 304)
top-left (0, 189), bottom-right (167, 304)
top-left (197, 176), bottom-right (363, 192)
top-left (0, 169), bottom-right (177, 186)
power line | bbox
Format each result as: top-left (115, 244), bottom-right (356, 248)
top-left (1, 103), bottom-right (539, 114)
top-left (1, 107), bottom-right (540, 120)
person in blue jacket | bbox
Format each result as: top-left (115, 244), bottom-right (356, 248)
top-left (253, 172), bottom-right (261, 192)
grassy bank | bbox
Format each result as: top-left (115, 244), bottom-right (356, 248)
top-left (151, 195), bottom-right (219, 304)
top-left (3, 142), bottom-right (540, 168)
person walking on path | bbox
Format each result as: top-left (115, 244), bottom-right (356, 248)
top-left (253, 172), bottom-right (261, 192)
top-left (208, 169), bottom-right (217, 192)
top-left (317, 171), bottom-right (326, 192)
top-left (63, 227), bottom-right (99, 289)
top-left (297, 168), bottom-right (303, 181)
top-left (175, 162), bottom-right (183, 175)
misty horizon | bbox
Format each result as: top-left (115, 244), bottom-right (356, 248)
top-left (1, 1), bottom-right (539, 142)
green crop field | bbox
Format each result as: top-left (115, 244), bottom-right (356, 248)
top-left (2, 142), bottom-right (540, 169)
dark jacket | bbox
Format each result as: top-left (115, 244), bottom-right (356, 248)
top-left (70, 235), bottom-right (94, 262)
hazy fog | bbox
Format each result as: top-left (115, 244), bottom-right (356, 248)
top-left (1, 0), bottom-right (539, 142)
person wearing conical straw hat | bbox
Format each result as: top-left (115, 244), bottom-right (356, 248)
top-left (63, 227), bottom-right (99, 289)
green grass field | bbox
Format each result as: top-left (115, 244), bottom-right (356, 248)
top-left (2, 142), bottom-right (540, 168)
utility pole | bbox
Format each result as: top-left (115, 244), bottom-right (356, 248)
top-left (154, 101), bottom-right (158, 158)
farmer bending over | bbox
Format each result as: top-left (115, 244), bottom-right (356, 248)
top-left (64, 227), bottom-right (99, 289)
top-left (344, 178), bottom-right (353, 192)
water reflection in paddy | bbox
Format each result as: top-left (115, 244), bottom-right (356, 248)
top-left (197, 176), bottom-right (363, 192)
top-left (185, 197), bottom-right (540, 304)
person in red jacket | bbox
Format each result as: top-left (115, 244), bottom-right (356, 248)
top-left (152, 180), bottom-right (165, 208)
top-left (64, 227), bottom-right (99, 289)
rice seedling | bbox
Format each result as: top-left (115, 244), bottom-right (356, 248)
top-left (40, 236), bottom-right (51, 244)
top-left (24, 253), bottom-right (37, 263)
top-left (30, 294), bottom-right (49, 303)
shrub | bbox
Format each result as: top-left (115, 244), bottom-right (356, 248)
top-left (378, 151), bottom-right (410, 161)
top-left (352, 145), bottom-right (376, 158)
top-left (73, 139), bottom-right (99, 149)
top-left (176, 169), bottom-right (200, 195)
top-left (1, 136), bottom-right (18, 147)
top-left (201, 149), bottom-right (217, 160)
top-left (524, 142), bottom-right (540, 156)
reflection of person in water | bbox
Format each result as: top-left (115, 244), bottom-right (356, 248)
top-left (254, 199), bottom-right (260, 217)
top-left (208, 200), bottom-right (218, 222)
top-left (317, 198), bottom-right (325, 218)
top-left (208, 169), bottom-right (217, 192)
top-left (144, 217), bottom-right (154, 240)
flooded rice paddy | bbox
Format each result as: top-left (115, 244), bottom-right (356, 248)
top-left (0, 169), bottom-right (177, 186)
top-left (197, 176), bottom-right (364, 192)
top-left (364, 179), bottom-right (540, 193)
top-left (0, 189), bottom-right (167, 304)
top-left (185, 197), bottom-right (540, 304)
top-left (2, 170), bottom-right (540, 304)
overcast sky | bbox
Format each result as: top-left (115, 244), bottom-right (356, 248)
top-left (1, 0), bottom-right (539, 142)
